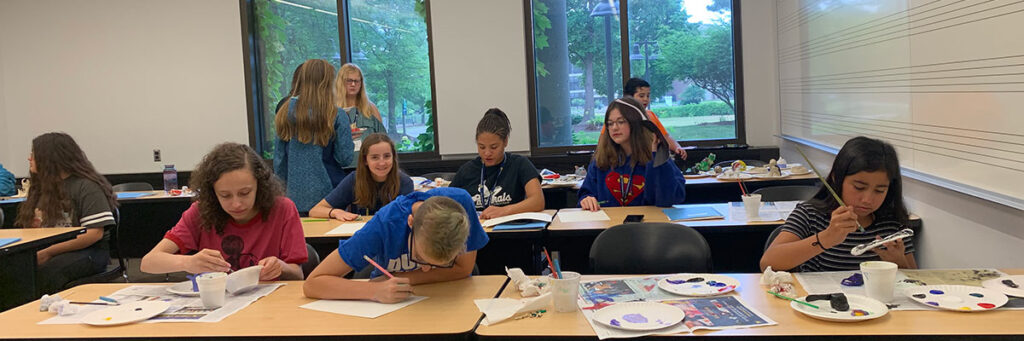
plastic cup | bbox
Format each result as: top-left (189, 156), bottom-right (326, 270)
top-left (742, 194), bottom-right (762, 220)
top-left (861, 261), bottom-right (898, 303)
top-left (548, 271), bottom-right (581, 313)
top-left (197, 272), bottom-right (228, 308)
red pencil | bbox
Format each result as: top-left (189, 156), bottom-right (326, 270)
top-left (363, 255), bottom-right (395, 279)
top-left (737, 180), bottom-right (747, 196)
top-left (542, 247), bottom-right (559, 279)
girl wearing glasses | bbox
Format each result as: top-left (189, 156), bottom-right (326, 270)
top-left (336, 63), bottom-right (386, 166)
top-left (577, 97), bottom-right (687, 211)
top-left (450, 108), bottom-right (544, 219)
top-left (304, 187), bottom-right (488, 303)
top-left (273, 59), bottom-right (354, 213)
top-left (308, 133), bottom-right (414, 220)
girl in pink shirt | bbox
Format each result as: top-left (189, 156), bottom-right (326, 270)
top-left (141, 143), bottom-right (307, 280)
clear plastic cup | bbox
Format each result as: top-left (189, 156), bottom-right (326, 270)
top-left (197, 272), bottom-right (228, 308)
top-left (742, 194), bottom-right (762, 220)
top-left (861, 261), bottom-right (898, 303)
top-left (548, 271), bottom-right (581, 313)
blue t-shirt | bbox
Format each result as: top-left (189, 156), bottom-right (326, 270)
top-left (337, 187), bottom-right (489, 277)
top-left (577, 153), bottom-right (686, 207)
top-left (324, 170), bottom-right (414, 216)
top-left (0, 163), bottom-right (15, 197)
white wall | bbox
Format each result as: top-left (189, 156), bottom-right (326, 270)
top-left (0, 0), bottom-right (249, 176)
top-left (739, 0), bottom-right (781, 147)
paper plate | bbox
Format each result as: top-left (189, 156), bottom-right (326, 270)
top-left (716, 173), bottom-right (753, 181)
top-left (658, 274), bottom-right (740, 296)
top-left (982, 276), bottom-right (1024, 298)
top-left (905, 285), bottom-right (1008, 312)
top-left (791, 294), bottom-right (888, 322)
top-left (592, 302), bottom-right (685, 331)
top-left (167, 280), bottom-right (200, 296)
top-left (81, 301), bottom-right (171, 326)
top-left (751, 172), bottom-right (790, 179)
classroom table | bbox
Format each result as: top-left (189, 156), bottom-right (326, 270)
top-left (476, 270), bottom-right (1024, 340)
top-left (0, 275), bottom-right (510, 340)
top-left (0, 227), bottom-right (86, 311)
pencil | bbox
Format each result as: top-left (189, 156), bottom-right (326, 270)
top-left (542, 247), bottom-right (558, 279)
top-left (301, 218), bottom-right (329, 222)
top-left (363, 255), bottom-right (395, 279)
top-left (793, 145), bottom-right (865, 233)
top-left (69, 301), bottom-right (118, 306)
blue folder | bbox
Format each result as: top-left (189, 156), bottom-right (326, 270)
top-left (0, 238), bottom-right (22, 248)
top-left (116, 192), bottom-right (155, 199)
top-left (492, 222), bottom-right (548, 231)
top-left (663, 206), bottom-right (724, 221)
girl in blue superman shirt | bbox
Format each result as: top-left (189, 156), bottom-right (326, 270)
top-left (578, 97), bottom-right (686, 211)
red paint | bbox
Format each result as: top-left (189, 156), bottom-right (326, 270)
top-left (977, 303), bottom-right (996, 309)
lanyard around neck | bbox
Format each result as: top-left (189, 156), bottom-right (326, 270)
top-left (479, 153), bottom-right (507, 207)
top-left (620, 163), bottom-right (637, 203)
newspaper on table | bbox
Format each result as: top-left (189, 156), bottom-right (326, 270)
top-left (39, 283), bottom-right (285, 324)
top-left (577, 276), bottom-right (775, 339)
top-left (794, 268), bottom-right (1023, 310)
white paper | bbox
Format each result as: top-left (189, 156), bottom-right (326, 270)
top-left (727, 202), bottom-right (784, 222)
top-left (39, 283), bottom-right (284, 324)
top-left (299, 296), bottom-right (428, 318)
top-left (557, 210), bottom-right (611, 223)
top-left (326, 222), bottom-right (367, 236)
top-left (482, 212), bottom-right (553, 227)
top-left (474, 293), bottom-right (551, 325)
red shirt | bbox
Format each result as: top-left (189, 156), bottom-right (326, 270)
top-left (164, 197), bottom-right (308, 271)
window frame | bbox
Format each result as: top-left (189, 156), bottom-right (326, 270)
top-left (524, 0), bottom-right (747, 155)
top-left (241, 0), bottom-right (441, 161)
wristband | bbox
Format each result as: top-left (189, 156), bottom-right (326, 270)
top-left (811, 233), bottom-right (828, 251)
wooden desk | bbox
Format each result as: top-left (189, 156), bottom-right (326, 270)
top-left (0, 275), bottom-right (509, 340)
top-left (302, 217), bottom-right (370, 240)
top-left (0, 227), bottom-right (86, 311)
top-left (477, 270), bottom-right (1024, 339)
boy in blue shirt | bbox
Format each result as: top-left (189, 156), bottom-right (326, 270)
top-left (0, 163), bottom-right (15, 196)
top-left (304, 187), bottom-right (489, 303)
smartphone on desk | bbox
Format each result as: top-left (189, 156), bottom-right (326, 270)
top-left (623, 214), bottom-right (644, 223)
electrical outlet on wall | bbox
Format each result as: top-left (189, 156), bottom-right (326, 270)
top-left (153, 149), bottom-right (161, 162)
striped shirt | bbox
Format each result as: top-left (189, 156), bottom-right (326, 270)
top-left (781, 202), bottom-right (914, 272)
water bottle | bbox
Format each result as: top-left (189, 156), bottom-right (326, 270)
top-left (163, 164), bottom-right (178, 192)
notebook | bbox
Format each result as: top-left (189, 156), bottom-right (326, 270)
top-left (481, 212), bottom-right (553, 227)
top-left (663, 206), bottom-right (724, 221)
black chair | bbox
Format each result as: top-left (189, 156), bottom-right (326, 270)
top-left (65, 209), bottom-right (128, 288)
top-left (0, 209), bottom-right (4, 227)
top-left (420, 172), bottom-right (456, 182)
top-left (589, 223), bottom-right (713, 274)
top-left (752, 185), bottom-right (819, 202)
top-left (764, 226), bottom-right (784, 251)
top-left (713, 159), bottom-right (767, 169)
top-left (112, 182), bottom-right (154, 192)
top-left (301, 243), bottom-right (321, 279)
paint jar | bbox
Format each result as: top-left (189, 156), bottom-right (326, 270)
top-left (197, 272), bottom-right (228, 308)
top-left (548, 271), bottom-right (581, 313)
top-left (861, 261), bottom-right (898, 303)
top-left (741, 194), bottom-right (762, 220)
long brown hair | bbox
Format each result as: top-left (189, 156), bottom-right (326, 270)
top-left (16, 132), bottom-right (116, 227)
top-left (275, 59), bottom-right (337, 147)
top-left (354, 133), bottom-right (401, 209)
top-left (190, 143), bottom-right (284, 234)
top-left (335, 63), bottom-right (382, 121)
top-left (593, 97), bottom-right (653, 170)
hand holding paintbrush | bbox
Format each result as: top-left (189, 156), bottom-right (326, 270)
top-left (793, 145), bottom-right (865, 233)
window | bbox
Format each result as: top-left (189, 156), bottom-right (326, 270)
top-left (247, 0), bottom-right (437, 158)
top-left (529, 0), bottom-right (742, 151)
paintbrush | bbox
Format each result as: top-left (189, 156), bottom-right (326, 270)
top-left (766, 290), bottom-right (820, 309)
top-left (792, 144), bottom-right (864, 233)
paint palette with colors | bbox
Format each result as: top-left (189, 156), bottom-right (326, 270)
top-left (982, 275), bottom-right (1024, 298)
top-left (81, 301), bottom-right (171, 326)
top-left (904, 285), bottom-right (1008, 312)
top-left (657, 274), bottom-right (740, 296)
top-left (790, 294), bottom-right (888, 322)
top-left (591, 302), bottom-right (685, 331)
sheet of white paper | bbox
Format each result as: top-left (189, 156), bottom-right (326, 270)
top-left (299, 296), bottom-right (428, 318)
top-left (557, 210), bottom-right (611, 223)
top-left (326, 222), bottom-right (367, 236)
top-left (474, 293), bottom-right (551, 326)
top-left (728, 202), bottom-right (784, 222)
top-left (482, 212), bottom-right (553, 227)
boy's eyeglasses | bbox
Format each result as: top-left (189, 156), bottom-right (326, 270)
top-left (407, 228), bottom-right (456, 268)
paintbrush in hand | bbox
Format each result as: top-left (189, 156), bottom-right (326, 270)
top-left (793, 144), bottom-right (864, 233)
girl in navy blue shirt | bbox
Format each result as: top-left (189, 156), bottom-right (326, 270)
top-left (309, 133), bottom-right (413, 220)
top-left (578, 97), bottom-right (686, 211)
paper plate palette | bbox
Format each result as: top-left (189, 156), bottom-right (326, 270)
top-left (166, 280), bottom-right (200, 296)
top-left (791, 294), bottom-right (888, 322)
top-left (982, 276), bottom-right (1024, 298)
top-left (657, 274), bottom-right (739, 296)
top-left (81, 301), bottom-right (171, 326)
top-left (905, 285), bottom-right (1008, 312)
top-left (592, 302), bottom-right (685, 331)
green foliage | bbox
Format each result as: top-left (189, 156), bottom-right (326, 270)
top-left (681, 85), bottom-right (705, 104)
top-left (626, 0), bottom-right (695, 99)
top-left (533, 0), bottom-right (551, 77)
top-left (412, 99), bottom-right (435, 152)
top-left (656, 24), bottom-right (735, 110)
top-left (655, 101), bottom-right (733, 118)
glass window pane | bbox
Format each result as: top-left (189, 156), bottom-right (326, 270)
top-left (533, 0), bottom-right (623, 148)
top-left (627, 0), bottom-right (736, 142)
top-left (347, 0), bottom-right (435, 152)
top-left (253, 0), bottom-right (341, 158)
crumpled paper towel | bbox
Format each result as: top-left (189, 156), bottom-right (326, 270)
top-left (474, 293), bottom-right (551, 326)
top-left (761, 266), bottom-right (795, 296)
top-left (506, 267), bottom-right (549, 297)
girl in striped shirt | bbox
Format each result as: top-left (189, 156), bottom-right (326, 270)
top-left (760, 136), bottom-right (917, 272)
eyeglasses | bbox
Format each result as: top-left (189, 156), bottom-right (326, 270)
top-left (344, 78), bottom-right (362, 85)
top-left (606, 119), bottom-right (628, 127)
top-left (407, 227), bottom-right (457, 268)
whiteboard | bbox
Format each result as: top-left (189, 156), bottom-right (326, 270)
top-left (776, 0), bottom-right (1024, 209)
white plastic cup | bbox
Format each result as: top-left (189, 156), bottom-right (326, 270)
top-left (548, 271), bottom-right (581, 313)
top-left (861, 261), bottom-right (898, 303)
top-left (741, 194), bottom-right (762, 220)
top-left (197, 272), bottom-right (228, 308)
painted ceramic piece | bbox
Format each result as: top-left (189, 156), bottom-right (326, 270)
top-left (904, 285), bottom-right (1008, 312)
top-left (658, 274), bottom-right (740, 296)
top-left (982, 276), bottom-right (1024, 298)
top-left (592, 302), bottom-right (685, 331)
top-left (791, 294), bottom-right (888, 322)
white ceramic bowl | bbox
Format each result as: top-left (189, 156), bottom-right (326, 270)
top-left (226, 265), bottom-right (262, 294)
